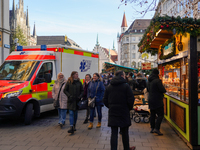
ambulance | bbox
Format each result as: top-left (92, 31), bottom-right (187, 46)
top-left (0, 45), bottom-right (99, 124)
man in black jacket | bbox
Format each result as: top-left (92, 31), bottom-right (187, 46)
top-left (103, 70), bottom-right (135, 150)
top-left (147, 69), bottom-right (166, 135)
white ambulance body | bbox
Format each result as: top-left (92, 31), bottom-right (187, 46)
top-left (0, 45), bottom-right (99, 124)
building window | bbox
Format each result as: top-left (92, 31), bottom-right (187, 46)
top-left (135, 29), bottom-right (137, 32)
top-left (125, 54), bottom-right (127, 59)
top-left (126, 37), bottom-right (129, 42)
top-left (132, 45), bottom-right (135, 50)
top-left (140, 30), bottom-right (143, 32)
top-left (132, 53), bottom-right (136, 59)
top-left (132, 37), bottom-right (136, 41)
top-left (138, 37), bottom-right (142, 41)
top-left (198, 2), bottom-right (200, 11)
top-left (124, 62), bottom-right (128, 67)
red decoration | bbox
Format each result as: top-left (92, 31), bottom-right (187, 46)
top-left (147, 39), bottom-right (149, 42)
top-left (160, 25), bottom-right (164, 29)
top-left (166, 25), bottom-right (169, 28)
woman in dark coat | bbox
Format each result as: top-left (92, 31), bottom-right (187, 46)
top-left (103, 70), bottom-right (135, 150)
top-left (136, 72), bottom-right (147, 91)
top-left (64, 71), bottom-right (83, 134)
top-left (82, 74), bottom-right (91, 124)
top-left (87, 73), bottom-right (105, 129)
top-left (147, 69), bottom-right (166, 135)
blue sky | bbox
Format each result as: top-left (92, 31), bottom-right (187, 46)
top-left (9, 0), bottom-right (155, 52)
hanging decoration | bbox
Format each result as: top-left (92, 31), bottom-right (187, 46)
top-left (160, 37), bottom-right (176, 60)
top-left (138, 15), bottom-right (200, 55)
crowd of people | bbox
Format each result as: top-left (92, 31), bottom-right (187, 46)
top-left (52, 69), bottom-right (166, 150)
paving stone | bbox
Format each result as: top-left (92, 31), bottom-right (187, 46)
top-left (0, 145), bottom-right (15, 150)
top-left (0, 107), bottom-right (191, 150)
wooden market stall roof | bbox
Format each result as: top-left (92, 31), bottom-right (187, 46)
top-left (103, 62), bottom-right (138, 73)
top-left (150, 30), bottom-right (173, 49)
top-left (138, 15), bottom-right (200, 55)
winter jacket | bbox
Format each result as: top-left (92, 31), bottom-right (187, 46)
top-left (88, 79), bottom-right (105, 106)
top-left (127, 77), bottom-right (138, 91)
top-left (82, 81), bottom-right (90, 100)
top-left (147, 74), bottom-right (166, 110)
top-left (52, 80), bottom-right (68, 109)
top-left (136, 76), bottom-right (147, 91)
top-left (103, 76), bottom-right (135, 127)
top-left (63, 79), bottom-right (83, 110)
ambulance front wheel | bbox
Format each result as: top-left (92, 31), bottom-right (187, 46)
top-left (24, 103), bottom-right (33, 125)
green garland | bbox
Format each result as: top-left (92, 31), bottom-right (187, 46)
top-left (138, 15), bottom-right (200, 55)
top-left (160, 37), bottom-right (175, 60)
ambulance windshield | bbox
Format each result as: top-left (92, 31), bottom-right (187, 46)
top-left (0, 61), bottom-right (37, 81)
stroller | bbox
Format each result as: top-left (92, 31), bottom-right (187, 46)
top-left (132, 104), bottom-right (150, 123)
top-left (131, 93), bottom-right (150, 123)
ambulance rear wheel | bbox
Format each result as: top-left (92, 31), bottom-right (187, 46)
top-left (134, 116), bottom-right (141, 123)
top-left (24, 103), bottom-right (33, 125)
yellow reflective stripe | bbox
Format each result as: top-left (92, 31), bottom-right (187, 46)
top-left (83, 52), bottom-right (91, 57)
top-left (37, 92), bottom-right (48, 100)
top-left (63, 48), bottom-right (74, 54)
top-left (48, 80), bottom-right (55, 91)
top-left (21, 82), bottom-right (31, 94)
top-left (80, 79), bottom-right (84, 84)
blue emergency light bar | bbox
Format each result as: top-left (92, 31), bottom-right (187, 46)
top-left (41, 45), bottom-right (47, 51)
top-left (17, 46), bottom-right (23, 51)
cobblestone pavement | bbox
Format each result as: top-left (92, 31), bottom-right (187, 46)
top-left (0, 107), bottom-right (190, 150)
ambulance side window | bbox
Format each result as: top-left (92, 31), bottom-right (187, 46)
top-left (37, 62), bottom-right (52, 83)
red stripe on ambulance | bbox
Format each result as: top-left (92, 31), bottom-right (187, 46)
top-left (6, 55), bottom-right (55, 60)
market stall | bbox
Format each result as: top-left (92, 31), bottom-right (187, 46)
top-left (138, 15), bottom-right (200, 150)
top-left (103, 62), bottom-right (138, 74)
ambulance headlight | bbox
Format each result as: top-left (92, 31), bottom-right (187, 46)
top-left (2, 90), bottom-right (22, 99)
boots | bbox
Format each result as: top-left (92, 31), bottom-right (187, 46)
top-left (73, 124), bottom-right (76, 131)
top-left (68, 126), bottom-right (74, 134)
top-left (83, 118), bottom-right (88, 124)
top-left (96, 122), bottom-right (101, 128)
top-left (88, 122), bottom-right (93, 130)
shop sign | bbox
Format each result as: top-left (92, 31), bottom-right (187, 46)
top-left (4, 44), bottom-right (10, 49)
top-left (142, 63), bottom-right (151, 70)
top-left (164, 42), bottom-right (173, 56)
top-left (182, 65), bottom-right (186, 75)
top-left (158, 51), bottom-right (188, 64)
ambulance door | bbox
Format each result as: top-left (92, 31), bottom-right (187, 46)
top-left (33, 61), bottom-right (56, 112)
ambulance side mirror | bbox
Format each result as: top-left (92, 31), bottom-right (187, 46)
top-left (44, 73), bottom-right (51, 83)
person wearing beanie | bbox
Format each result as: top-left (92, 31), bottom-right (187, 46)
top-left (147, 69), bottom-right (166, 135)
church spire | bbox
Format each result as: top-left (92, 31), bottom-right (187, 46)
top-left (121, 12), bottom-right (128, 27)
top-left (112, 40), bottom-right (115, 50)
top-left (33, 22), bottom-right (36, 37)
top-left (26, 6), bottom-right (29, 27)
top-left (121, 12), bottom-right (128, 33)
top-left (12, 0), bottom-right (15, 18)
top-left (96, 34), bottom-right (99, 46)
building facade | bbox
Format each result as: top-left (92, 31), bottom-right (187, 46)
top-left (37, 35), bottom-right (81, 49)
top-left (10, 0), bottom-right (36, 46)
top-left (118, 13), bottom-right (157, 69)
top-left (0, 0), bottom-right (10, 64)
top-left (93, 36), bottom-right (118, 73)
top-left (155, 0), bottom-right (200, 19)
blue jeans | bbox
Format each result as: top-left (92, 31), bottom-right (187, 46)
top-left (90, 105), bottom-right (102, 123)
top-left (58, 108), bottom-right (67, 124)
top-left (69, 110), bottom-right (78, 126)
